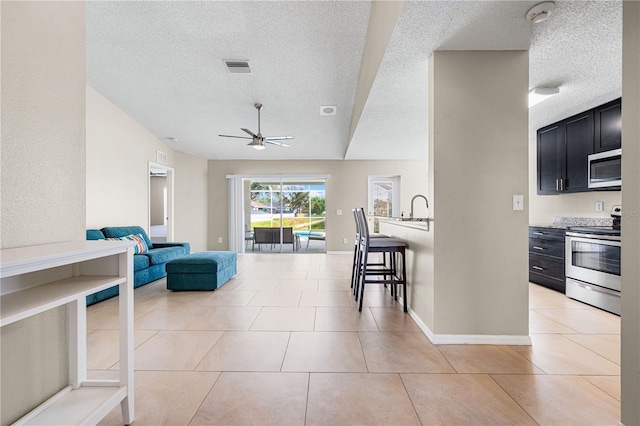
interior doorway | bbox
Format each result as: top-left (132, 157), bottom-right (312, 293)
top-left (148, 162), bottom-right (174, 243)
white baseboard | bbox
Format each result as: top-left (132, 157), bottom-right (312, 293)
top-left (406, 303), bottom-right (531, 345)
top-left (432, 334), bottom-right (532, 345)
top-left (406, 304), bottom-right (435, 342)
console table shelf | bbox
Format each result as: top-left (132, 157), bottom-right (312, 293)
top-left (1, 240), bottom-right (135, 425)
top-left (1, 275), bottom-right (125, 327)
top-left (17, 385), bottom-right (128, 426)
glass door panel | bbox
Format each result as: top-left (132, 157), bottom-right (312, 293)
top-left (246, 178), bottom-right (326, 253)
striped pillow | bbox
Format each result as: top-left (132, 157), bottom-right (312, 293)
top-left (106, 233), bottom-right (149, 254)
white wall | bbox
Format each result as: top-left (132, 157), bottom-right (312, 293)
top-left (428, 51), bottom-right (530, 340)
top-left (174, 151), bottom-right (208, 252)
top-left (207, 160), bottom-right (428, 252)
top-left (86, 85), bottom-right (174, 230)
top-left (1, 4), bottom-right (86, 247)
top-left (86, 85), bottom-right (208, 250)
top-left (621, 2), bottom-right (640, 424)
top-left (0, 2), bottom-right (85, 424)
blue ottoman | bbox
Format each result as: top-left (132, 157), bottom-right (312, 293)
top-left (166, 251), bottom-right (237, 291)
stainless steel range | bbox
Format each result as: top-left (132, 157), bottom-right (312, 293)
top-left (565, 206), bottom-right (621, 315)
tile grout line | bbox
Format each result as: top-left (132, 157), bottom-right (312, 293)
top-left (487, 373), bottom-right (541, 425)
top-left (356, 331), bottom-right (371, 373)
top-left (303, 372), bottom-right (311, 426)
top-left (279, 331), bottom-right (294, 372)
top-left (186, 370), bottom-right (224, 426)
top-left (560, 333), bottom-right (621, 366)
top-left (397, 373), bottom-right (425, 425)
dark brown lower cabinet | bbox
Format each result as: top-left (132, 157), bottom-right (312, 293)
top-left (529, 226), bottom-right (566, 292)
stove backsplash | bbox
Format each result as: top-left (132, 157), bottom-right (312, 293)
top-left (552, 217), bottom-right (614, 227)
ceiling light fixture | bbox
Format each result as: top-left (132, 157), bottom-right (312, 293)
top-left (529, 87), bottom-right (560, 108)
top-left (526, 2), bottom-right (555, 24)
top-left (248, 140), bottom-right (266, 150)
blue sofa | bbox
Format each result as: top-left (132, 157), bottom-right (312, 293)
top-left (86, 226), bottom-right (190, 305)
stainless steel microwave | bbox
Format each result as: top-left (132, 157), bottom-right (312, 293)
top-left (588, 148), bottom-right (622, 189)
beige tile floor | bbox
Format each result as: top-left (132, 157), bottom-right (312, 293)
top-left (90, 253), bottom-right (621, 425)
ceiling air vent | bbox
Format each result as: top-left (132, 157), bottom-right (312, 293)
top-left (224, 60), bottom-right (251, 74)
top-left (156, 150), bottom-right (168, 165)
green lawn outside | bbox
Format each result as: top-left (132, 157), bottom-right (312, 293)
top-left (251, 216), bottom-right (326, 231)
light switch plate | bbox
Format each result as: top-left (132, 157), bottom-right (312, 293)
top-left (513, 195), bottom-right (524, 211)
top-left (336, 209), bottom-right (343, 216)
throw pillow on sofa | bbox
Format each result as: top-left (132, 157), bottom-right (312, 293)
top-left (106, 233), bottom-right (149, 254)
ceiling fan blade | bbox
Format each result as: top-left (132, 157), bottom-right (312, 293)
top-left (219, 104), bottom-right (293, 150)
top-left (218, 134), bottom-right (253, 140)
top-left (265, 140), bottom-right (290, 147)
top-left (264, 136), bottom-right (294, 141)
top-left (241, 128), bottom-right (258, 138)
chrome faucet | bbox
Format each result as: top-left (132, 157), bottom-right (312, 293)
top-left (410, 194), bottom-right (429, 219)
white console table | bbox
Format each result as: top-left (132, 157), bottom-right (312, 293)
top-left (1, 241), bottom-right (135, 425)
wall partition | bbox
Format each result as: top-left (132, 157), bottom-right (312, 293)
top-left (227, 175), bottom-right (328, 253)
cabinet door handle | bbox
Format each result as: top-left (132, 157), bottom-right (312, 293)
top-left (533, 246), bottom-right (545, 250)
top-left (561, 178), bottom-right (565, 191)
top-left (532, 266), bottom-right (544, 271)
top-left (556, 179), bottom-right (559, 191)
top-left (533, 232), bottom-right (544, 236)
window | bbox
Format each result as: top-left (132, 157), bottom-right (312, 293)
top-left (368, 176), bottom-right (400, 218)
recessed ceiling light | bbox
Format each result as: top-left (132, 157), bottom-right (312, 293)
top-left (526, 2), bottom-right (555, 24)
top-left (320, 105), bottom-right (337, 116)
top-left (164, 137), bottom-right (178, 143)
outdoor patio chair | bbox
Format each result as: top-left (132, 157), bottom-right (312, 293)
top-left (306, 232), bottom-right (325, 249)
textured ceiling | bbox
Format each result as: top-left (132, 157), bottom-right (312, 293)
top-left (86, 1), bottom-right (622, 161)
top-left (528, 1), bottom-right (622, 137)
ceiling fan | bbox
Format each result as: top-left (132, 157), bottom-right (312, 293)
top-left (219, 103), bottom-right (293, 150)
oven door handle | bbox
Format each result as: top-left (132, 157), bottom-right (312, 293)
top-left (566, 232), bottom-right (621, 243)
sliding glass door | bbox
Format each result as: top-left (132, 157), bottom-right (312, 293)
top-left (246, 177), bottom-right (326, 253)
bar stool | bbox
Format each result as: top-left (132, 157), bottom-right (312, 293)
top-left (353, 208), bottom-right (408, 312)
top-left (350, 209), bottom-right (390, 295)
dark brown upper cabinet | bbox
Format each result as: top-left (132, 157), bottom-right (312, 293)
top-left (594, 98), bottom-right (622, 153)
top-left (537, 110), bottom-right (594, 195)
top-left (537, 98), bottom-right (621, 195)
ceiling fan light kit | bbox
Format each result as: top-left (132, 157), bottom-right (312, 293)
top-left (249, 140), bottom-right (266, 150)
top-left (219, 103), bottom-right (293, 150)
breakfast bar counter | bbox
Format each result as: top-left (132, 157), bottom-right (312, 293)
top-left (377, 217), bottom-right (433, 334)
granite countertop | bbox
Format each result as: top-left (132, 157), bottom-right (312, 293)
top-left (530, 223), bottom-right (572, 229)
top-left (378, 217), bottom-right (430, 231)
top-left (531, 217), bottom-right (614, 229)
